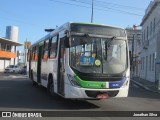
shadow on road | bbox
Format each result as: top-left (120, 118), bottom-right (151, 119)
top-left (0, 77), bottom-right (99, 110)
top-left (128, 82), bottom-right (160, 100)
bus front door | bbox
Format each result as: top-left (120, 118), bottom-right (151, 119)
top-left (58, 37), bottom-right (65, 96)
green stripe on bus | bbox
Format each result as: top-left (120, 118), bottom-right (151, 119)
top-left (74, 75), bottom-right (107, 89)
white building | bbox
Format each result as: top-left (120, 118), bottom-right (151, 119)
top-left (139, 0), bottom-right (160, 83)
top-left (0, 26), bottom-right (22, 71)
top-left (126, 27), bottom-right (142, 77)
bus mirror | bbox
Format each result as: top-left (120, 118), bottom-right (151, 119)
top-left (65, 36), bottom-right (70, 48)
top-left (65, 30), bottom-right (69, 37)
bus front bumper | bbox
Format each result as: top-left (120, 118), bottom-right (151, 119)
top-left (64, 84), bottom-right (129, 99)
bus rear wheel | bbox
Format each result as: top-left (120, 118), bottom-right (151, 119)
top-left (47, 78), bottom-right (59, 98)
top-left (31, 70), bottom-right (37, 86)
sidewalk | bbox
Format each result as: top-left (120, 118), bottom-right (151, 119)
top-left (0, 72), bottom-right (28, 80)
top-left (131, 77), bottom-right (160, 94)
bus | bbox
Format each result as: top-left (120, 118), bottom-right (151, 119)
top-left (27, 22), bottom-right (130, 100)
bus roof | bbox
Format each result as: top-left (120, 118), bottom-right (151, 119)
top-left (29, 22), bottom-right (125, 49)
top-left (70, 22), bottom-right (125, 30)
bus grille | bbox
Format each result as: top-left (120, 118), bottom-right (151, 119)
top-left (85, 90), bottom-right (119, 98)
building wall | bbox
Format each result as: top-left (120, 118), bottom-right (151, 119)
top-left (0, 59), bottom-right (5, 71)
top-left (0, 25), bottom-right (20, 71)
top-left (139, 1), bottom-right (160, 82)
top-left (0, 50), bottom-right (16, 58)
top-left (126, 28), bottom-right (142, 77)
top-left (0, 43), bottom-right (17, 71)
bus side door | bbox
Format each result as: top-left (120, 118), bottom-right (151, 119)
top-left (57, 32), bottom-right (66, 96)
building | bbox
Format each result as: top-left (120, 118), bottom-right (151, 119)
top-left (0, 26), bottom-right (22, 71)
top-left (139, 0), bottom-right (160, 83)
top-left (126, 27), bottom-right (142, 77)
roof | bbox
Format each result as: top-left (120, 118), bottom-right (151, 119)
top-left (29, 22), bottom-right (126, 49)
top-left (71, 22), bottom-right (125, 30)
top-left (0, 37), bottom-right (23, 46)
top-left (140, 0), bottom-right (160, 26)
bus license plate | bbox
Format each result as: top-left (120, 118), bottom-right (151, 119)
top-left (96, 93), bottom-right (108, 99)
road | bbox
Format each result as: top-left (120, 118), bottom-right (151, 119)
top-left (0, 73), bottom-right (160, 120)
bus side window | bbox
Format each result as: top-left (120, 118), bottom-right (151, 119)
top-left (48, 38), bottom-right (52, 58)
top-left (41, 44), bottom-right (44, 59)
top-left (27, 50), bottom-right (30, 62)
top-left (32, 47), bottom-right (35, 61)
top-left (43, 40), bottom-right (49, 60)
top-left (35, 46), bottom-right (38, 60)
top-left (49, 36), bottom-right (58, 59)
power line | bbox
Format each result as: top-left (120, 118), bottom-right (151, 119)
top-left (69, 0), bottom-right (145, 11)
top-left (67, 0), bottom-right (144, 14)
top-left (50, 0), bottom-right (143, 16)
top-left (94, 0), bottom-right (145, 10)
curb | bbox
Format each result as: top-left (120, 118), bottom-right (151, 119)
top-left (131, 79), bottom-right (160, 94)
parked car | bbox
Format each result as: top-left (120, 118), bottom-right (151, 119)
top-left (4, 65), bottom-right (21, 73)
top-left (21, 66), bottom-right (27, 74)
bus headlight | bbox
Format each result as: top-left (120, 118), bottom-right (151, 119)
top-left (67, 74), bottom-right (81, 87)
top-left (122, 77), bottom-right (129, 87)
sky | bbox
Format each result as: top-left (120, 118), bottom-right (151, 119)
top-left (0, 0), bottom-right (151, 52)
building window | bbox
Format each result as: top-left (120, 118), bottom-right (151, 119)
top-left (1, 43), bottom-right (6, 50)
top-left (144, 30), bottom-right (145, 41)
top-left (150, 54), bottom-right (151, 71)
top-left (143, 57), bottom-right (145, 70)
top-left (142, 32), bottom-right (143, 42)
top-left (141, 57), bottom-right (143, 70)
top-left (146, 56), bottom-right (148, 71)
top-left (150, 21), bottom-right (152, 35)
top-left (153, 18), bottom-right (156, 32)
top-left (152, 53), bottom-right (155, 71)
top-left (6, 44), bottom-right (11, 51)
top-left (141, 57), bottom-right (142, 70)
top-left (142, 57), bottom-right (143, 70)
top-left (147, 26), bottom-right (149, 40)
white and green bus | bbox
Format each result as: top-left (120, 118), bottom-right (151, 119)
top-left (27, 22), bottom-right (130, 100)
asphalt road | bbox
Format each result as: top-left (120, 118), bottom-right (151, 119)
top-left (0, 73), bottom-right (160, 120)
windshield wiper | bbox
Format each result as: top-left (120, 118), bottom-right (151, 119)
top-left (107, 36), bottom-right (116, 48)
top-left (84, 33), bottom-right (90, 38)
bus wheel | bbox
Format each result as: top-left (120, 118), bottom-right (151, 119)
top-left (47, 78), bottom-right (59, 98)
top-left (47, 79), bottom-right (54, 95)
top-left (31, 71), bottom-right (37, 86)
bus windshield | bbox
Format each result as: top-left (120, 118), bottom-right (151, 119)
top-left (69, 36), bottom-right (127, 74)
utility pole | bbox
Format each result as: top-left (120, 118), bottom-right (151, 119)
top-left (24, 39), bottom-right (31, 66)
top-left (132, 34), bottom-right (135, 77)
top-left (91, 0), bottom-right (94, 23)
top-left (132, 24), bottom-right (141, 77)
top-left (24, 39), bottom-right (27, 65)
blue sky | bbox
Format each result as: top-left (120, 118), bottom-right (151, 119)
top-left (0, 0), bottom-right (151, 52)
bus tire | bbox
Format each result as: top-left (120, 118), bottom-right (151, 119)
top-left (47, 76), bottom-right (59, 98)
top-left (31, 70), bottom-right (37, 86)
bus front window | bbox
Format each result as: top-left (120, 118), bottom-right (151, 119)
top-left (69, 36), bottom-right (127, 74)
top-left (102, 39), bottom-right (127, 74)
